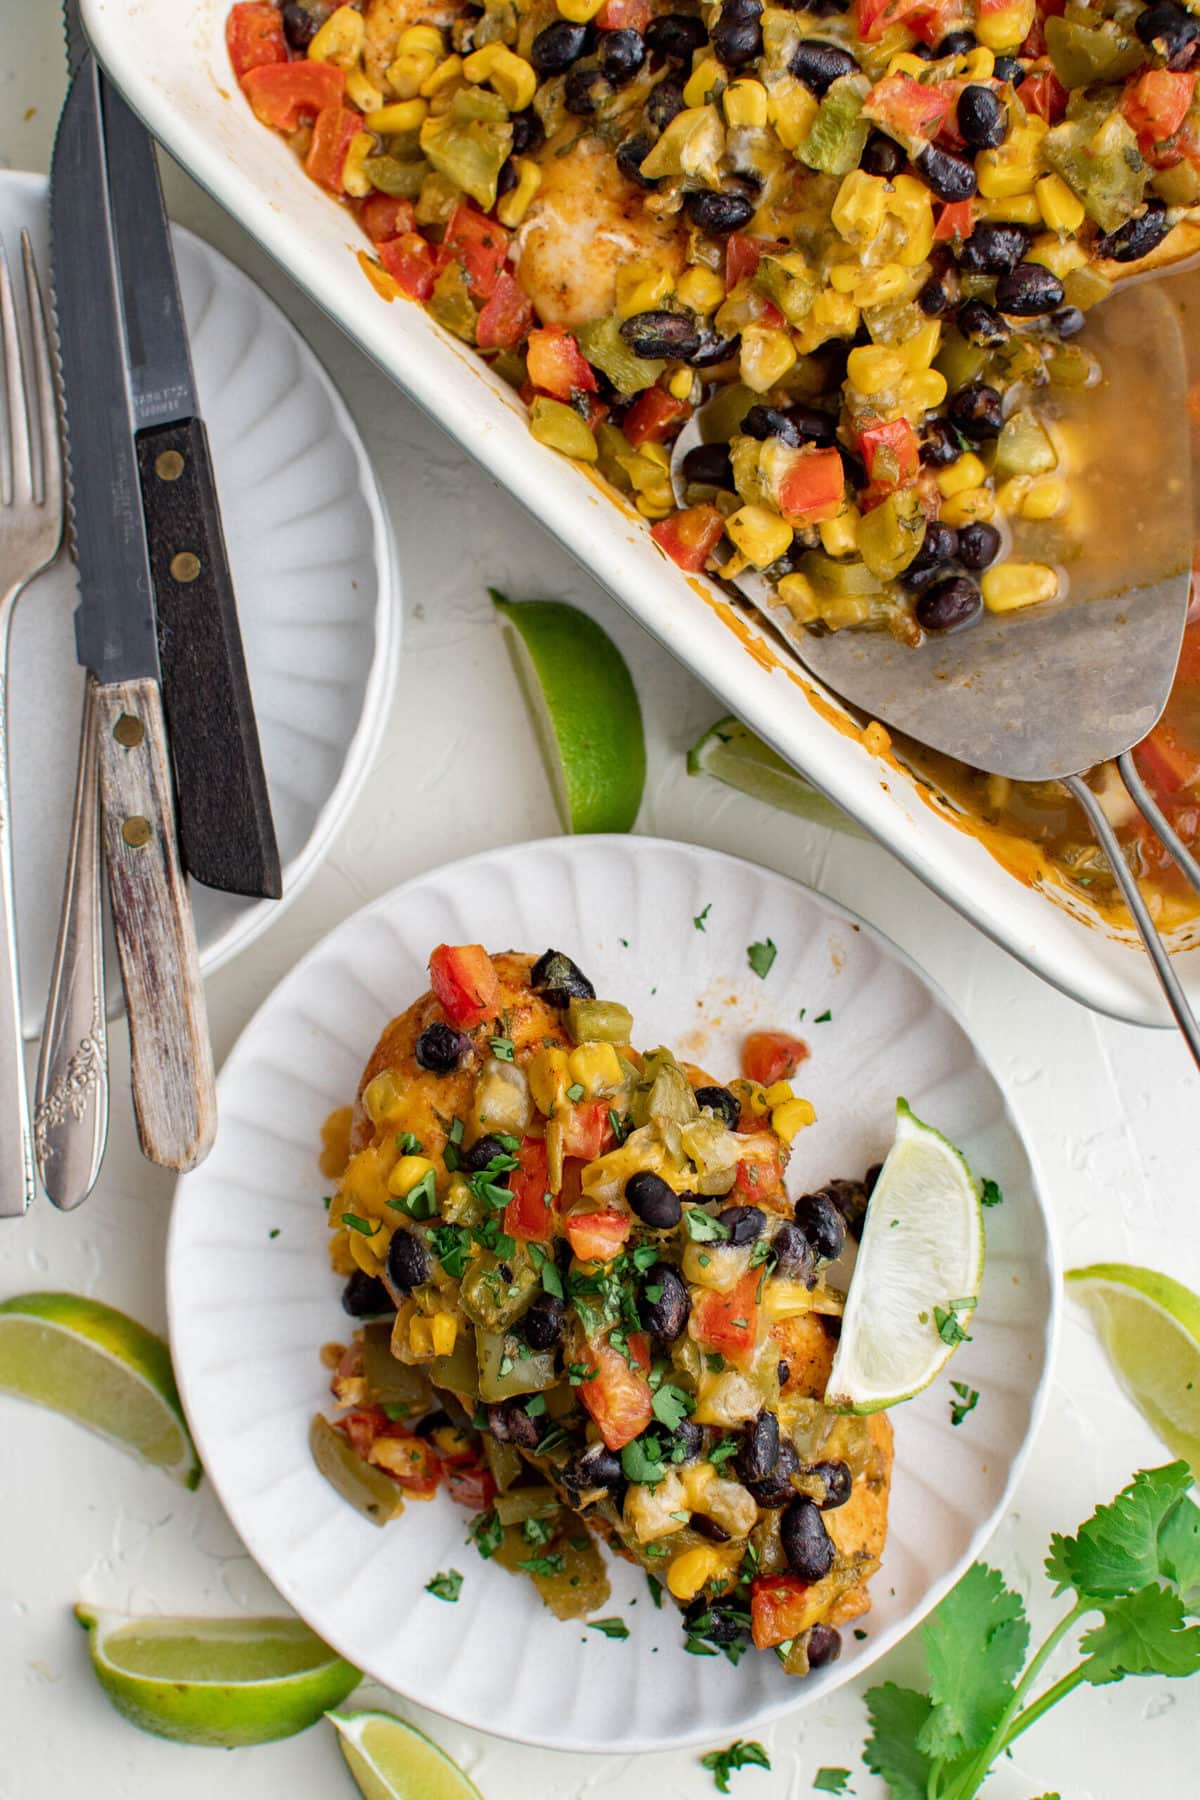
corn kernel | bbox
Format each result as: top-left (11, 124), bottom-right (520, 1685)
top-left (723, 77), bottom-right (767, 127)
top-left (308, 4), bottom-right (365, 67)
top-left (616, 259), bottom-right (674, 319)
top-left (976, 0), bottom-right (1035, 49)
top-left (463, 42), bottom-right (537, 111)
top-left (399, 25), bottom-right (445, 57)
top-left (746, 1083), bottom-right (770, 1117)
top-left (362, 1070), bottom-right (403, 1124)
top-left (852, 262), bottom-right (910, 307)
top-left (676, 265), bottom-right (726, 312)
top-left (726, 504), bottom-right (793, 567)
top-left (1035, 172), bottom-right (1085, 234)
top-left (684, 56), bottom-right (724, 109)
top-left (763, 1080), bottom-right (795, 1108)
top-left (567, 1041), bottom-right (624, 1097)
top-left (557, 0), bottom-right (606, 18)
top-left (829, 260), bottom-right (860, 293)
top-left (898, 319), bottom-right (942, 372)
top-left (995, 475), bottom-right (1030, 513)
top-left (366, 98), bottom-right (429, 134)
top-left (528, 1046), bottom-right (570, 1115)
top-left (897, 368), bottom-right (948, 413)
top-left (767, 75), bottom-right (818, 150)
top-left (936, 452), bottom-right (987, 498)
top-left (982, 560), bottom-right (1059, 612)
top-left (346, 67), bottom-right (384, 113)
top-left (667, 1545), bottom-right (724, 1601)
top-left (408, 1314), bottom-right (435, 1357)
top-left (388, 1154), bottom-right (437, 1199)
top-left (341, 131), bottom-right (377, 198)
top-left (740, 324), bottom-right (796, 391)
top-left (941, 485), bottom-right (996, 527)
top-left (1020, 476), bottom-right (1067, 520)
top-left (862, 719), bottom-right (891, 755)
top-left (771, 1096), bottom-right (816, 1143)
top-left (777, 571), bottom-right (820, 620)
top-left (1024, 235), bottom-right (1087, 277)
top-left (387, 50), bottom-right (437, 98)
top-left (764, 1277), bottom-right (822, 1319)
top-left (420, 53), bottom-right (463, 98)
top-left (349, 1226), bottom-right (385, 1276)
top-left (976, 193), bottom-right (1042, 225)
top-left (496, 156), bottom-right (542, 227)
top-left (846, 344), bottom-right (906, 395)
top-left (667, 366), bottom-right (694, 402)
top-left (432, 1423), bottom-right (471, 1458)
top-left (811, 289), bottom-right (859, 334)
top-left (886, 174), bottom-right (934, 267)
top-left (976, 119), bottom-right (1046, 199)
top-left (886, 52), bottom-right (934, 78)
top-left (832, 169), bottom-right (888, 244)
top-left (962, 46), bottom-right (995, 79)
top-left (430, 1313), bottom-right (458, 1357)
top-left (529, 396), bottom-right (598, 461)
top-left (819, 504), bottom-right (860, 556)
top-left (640, 105), bottom-right (725, 183)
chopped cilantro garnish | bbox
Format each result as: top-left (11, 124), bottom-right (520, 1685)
top-left (524, 1393), bottom-right (547, 1417)
top-left (934, 1299), bottom-right (976, 1345)
top-left (425, 1569), bottom-right (463, 1603)
top-left (747, 938), bottom-right (777, 980)
top-left (568, 1361), bottom-right (598, 1386)
top-left (341, 1212), bottom-right (377, 1236)
top-left (489, 1033), bottom-right (516, 1062)
top-left (701, 1742), bottom-right (770, 1792)
top-left (684, 1207), bottom-right (732, 1244)
top-left (694, 903), bottom-right (711, 931)
top-left (449, 1116), bottom-right (465, 1144)
top-left (469, 1512), bottom-right (503, 1559)
top-left (517, 1552), bottom-right (565, 1577)
top-left (387, 1168), bottom-right (437, 1220)
top-left (382, 1403), bottom-right (413, 1421)
top-left (587, 1617), bottom-right (630, 1639)
top-left (813, 1769), bottom-right (851, 1793)
top-left (430, 1222), bottom-right (471, 1280)
top-left (708, 1436), bottom-right (740, 1470)
top-left (949, 1379), bottom-right (980, 1427)
top-left (814, 1009), bottom-right (832, 1023)
top-left (981, 1177), bottom-right (1003, 1207)
top-left (529, 1243), bottom-right (565, 1299)
top-left (521, 1516), bottom-right (555, 1546)
top-left (621, 1435), bottom-right (665, 1484)
top-left (651, 1382), bottom-right (695, 1432)
top-left (646, 1573), bottom-right (664, 1609)
top-left (630, 1243), bottom-right (659, 1272)
top-left (706, 1352), bottom-right (727, 1373)
top-left (268, 1228), bottom-right (280, 1239)
top-left (643, 1541), bottom-right (671, 1557)
top-left (566, 1082), bottom-right (585, 1103)
top-left (683, 1636), bottom-right (718, 1657)
top-left (608, 1108), bottom-right (633, 1144)
top-left (396, 1131), bottom-right (424, 1155)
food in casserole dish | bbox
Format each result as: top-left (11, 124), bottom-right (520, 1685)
top-left (315, 943), bottom-right (894, 1672)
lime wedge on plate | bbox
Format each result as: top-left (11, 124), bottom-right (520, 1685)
top-left (0, 1291), bottom-right (200, 1487)
top-left (492, 592), bottom-right (645, 833)
top-left (826, 1100), bottom-right (985, 1413)
top-left (1066, 1263), bottom-right (1200, 1472)
top-left (329, 1709), bottom-right (483, 1800)
top-left (688, 714), bottom-right (863, 835)
top-left (76, 1608), bottom-right (360, 1747)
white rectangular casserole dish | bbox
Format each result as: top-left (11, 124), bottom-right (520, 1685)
top-left (83, 0), bottom-right (1200, 1027)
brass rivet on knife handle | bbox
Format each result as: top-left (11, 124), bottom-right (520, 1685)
top-left (155, 450), bottom-right (185, 482)
top-left (94, 676), bottom-right (217, 1172)
top-left (113, 713), bottom-right (144, 748)
top-left (169, 550), bottom-right (201, 584)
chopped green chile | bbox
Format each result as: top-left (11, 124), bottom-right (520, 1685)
top-left (576, 316), bottom-right (664, 395)
top-left (361, 154), bottom-right (427, 197)
top-left (797, 75), bottom-right (870, 177)
top-left (430, 1327), bottom-right (481, 1398)
top-left (482, 1434), bottom-right (525, 1492)
top-left (309, 1414), bottom-right (406, 1525)
top-left (993, 410), bottom-right (1058, 481)
top-left (476, 1328), bottom-right (558, 1400)
top-left (800, 550), bottom-right (883, 598)
top-left (361, 1322), bottom-right (434, 1410)
top-left (460, 1247), bottom-right (540, 1333)
top-left (858, 489), bottom-right (925, 582)
top-left (493, 1484), bottom-right (562, 1525)
top-left (566, 997), bottom-right (634, 1044)
top-left (935, 329), bottom-right (990, 395)
top-left (1044, 15), bottom-right (1142, 87)
top-left (419, 114), bottom-right (513, 212)
top-left (755, 257), bottom-right (819, 328)
top-left (1043, 110), bottom-right (1145, 234)
top-left (450, 85), bottom-right (511, 125)
top-left (428, 261), bottom-right (478, 342)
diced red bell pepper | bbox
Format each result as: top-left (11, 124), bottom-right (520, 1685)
top-left (596, 0), bottom-right (651, 29)
top-left (651, 504), bottom-right (726, 573)
top-left (688, 1269), bottom-right (763, 1367)
top-left (1133, 722), bottom-right (1199, 799)
top-left (440, 203), bottom-right (510, 301)
top-left (378, 232), bottom-right (438, 301)
top-left (226, 1), bottom-right (288, 77)
top-left (1018, 0), bottom-right (1065, 59)
top-left (622, 386), bottom-right (692, 449)
top-left (428, 943), bottom-right (501, 1029)
top-left (864, 74), bottom-right (950, 143)
top-left (751, 1574), bottom-right (812, 1650)
top-left (776, 446), bottom-right (845, 526)
top-left (857, 417), bottom-right (920, 492)
top-left (733, 1132), bottom-right (788, 1202)
top-left (726, 232), bottom-right (769, 288)
top-left (1019, 67), bottom-right (1069, 125)
top-left (446, 1463), bottom-right (497, 1509)
top-left (339, 1407), bottom-right (387, 1460)
top-left (361, 194), bottom-right (416, 244)
top-left (504, 1137), bottom-right (556, 1243)
top-left (1122, 69), bottom-right (1196, 147)
top-left (476, 272), bottom-right (535, 350)
top-left (565, 1209), bottom-right (631, 1262)
top-left (856, 0), bottom-right (960, 44)
top-left (240, 60), bottom-right (344, 129)
top-left (578, 1335), bottom-right (653, 1450)
top-left (742, 1030), bottom-right (809, 1087)
top-left (526, 325), bottom-right (598, 401)
top-left (560, 1099), bottom-right (614, 1161)
top-left (933, 199), bottom-right (975, 242)
top-left (304, 103), bottom-right (360, 192)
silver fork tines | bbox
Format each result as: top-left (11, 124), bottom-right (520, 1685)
top-left (0, 232), bottom-right (66, 1215)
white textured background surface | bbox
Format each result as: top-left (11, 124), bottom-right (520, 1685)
top-left (0, 10), bottom-right (1197, 1796)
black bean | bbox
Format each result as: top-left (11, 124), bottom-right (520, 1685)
top-left (794, 1191), bottom-right (846, 1263)
top-left (916, 575), bottom-right (982, 632)
top-left (461, 1134), bottom-right (514, 1175)
top-left (684, 1597), bottom-right (750, 1645)
top-left (387, 1228), bottom-right (433, 1292)
top-left (735, 1410), bottom-right (780, 1484)
top-left (806, 1458), bottom-right (853, 1510)
top-left (948, 381), bottom-right (1004, 439)
top-left (616, 133), bottom-right (658, 185)
top-left (531, 19), bottom-right (591, 73)
top-left (957, 83), bottom-right (1005, 148)
top-left (523, 1293), bottom-right (566, 1349)
top-left (1052, 304), bottom-right (1085, 339)
top-left (626, 1171), bottom-right (682, 1229)
top-left (487, 1400), bottom-right (540, 1448)
top-left (911, 38), bottom-right (938, 58)
top-left (790, 39), bottom-right (858, 92)
top-left (282, 3), bottom-right (323, 51)
top-left (957, 298), bottom-right (1010, 346)
top-left (822, 1177), bottom-right (870, 1239)
top-left (771, 1221), bottom-right (817, 1285)
top-left (746, 1438), bottom-right (800, 1508)
top-left (496, 158), bottom-right (518, 197)
top-left (640, 1262), bottom-right (691, 1340)
top-left (685, 189), bottom-right (756, 233)
top-left (563, 1441), bottom-right (625, 1499)
top-left (781, 1496), bottom-right (835, 1581)
top-left (916, 142), bottom-right (977, 202)
top-left (1136, 0), bottom-right (1200, 68)
top-left (860, 128), bottom-right (905, 177)
top-left (715, 1203), bottom-right (765, 1245)
top-left (341, 1269), bottom-right (392, 1317)
top-left (1096, 201), bottom-right (1170, 263)
top-left (936, 27), bottom-right (976, 55)
top-left (564, 65), bottom-right (609, 113)
top-left (918, 268), bottom-right (957, 316)
top-left (713, 1), bottom-right (763, 66)
top-left (645, 12), bottom-right (708, 58)
top-left (957, 220), bottom-right (1027, 274)
top-left (662, 1418), bottom-right (704, 1461)
top-left (995, 260), bottom-right (1064, 316)
top-left (956, 520), bottom-right (1001, 571)
top-left (509, 108), bottom-right (545, 156)
top-left (531, 948), bottom-right (595, 1005)
top-left (806, 1623), bottom-right (843, 1667)
top-left (901, 520), bottom-right (958, 592)
top-left (991, 54), bottom-right (1024, 85)
top-left (777, 1358), bottom-right (791, 1385)
top-left (646, 74), bottom-right (686, 130)
top-left (689, 328), bottom-right (741, 366)
top-left (784, 404), bottom-right (839, 446)
top-left (414, 1022), bottom-right (469, 1073)
top-left (920, 420), bottom-right (961, 467)
top-left (602, 27), bottom-right (646, 82)
top-left (620, 309), bottom-right (702, 360)
top-left (690, 1512), bottom-right (732, 1542)
top-left (743, 403), bottom-right (802, 446)
top-left (682, 443), bottom-right (735, 490)
top-left (694, 1084), bottom-right (741, 1129)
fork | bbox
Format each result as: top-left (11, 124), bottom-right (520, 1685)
top-left (0, 233), bottom-right (65, 1215)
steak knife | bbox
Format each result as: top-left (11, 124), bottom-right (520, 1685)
top-left (50, 45), bottom-right (216, 1171)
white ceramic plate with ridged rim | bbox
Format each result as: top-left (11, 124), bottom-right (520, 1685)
top-left (82, 0), bottom-right (1200, 1029)
top-left (167, 835), bottom-right (1058, 1754)
top-left (2, 170), bottom-right (399, 1035)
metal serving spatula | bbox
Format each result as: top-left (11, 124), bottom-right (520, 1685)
top-left (672, 279), bottom-right (1200, 1063)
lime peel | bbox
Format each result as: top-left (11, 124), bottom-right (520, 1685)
top-left (687, 714), bottom-right (864, 835)
top-left (1066, 1262), bottom-right (1200, 1473)
top-left (329, 1707), bottom-right (484, 1800)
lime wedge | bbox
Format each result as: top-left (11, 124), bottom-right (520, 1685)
top-left (687, 715), bottom-right (863, 835)
top-left (492, 592), bottom-right (645, 833)
top-left (0, 1291), bottom-right (200, 1488)
top-left (76, 1607), bottom-right (360, 1747)
top-left (329, 1709), bottom-right (484, 1800)
top-left (825, 1100), bottom-right (985, 1413)
top-left (1066, 1263), bottom-right (1200, 1473)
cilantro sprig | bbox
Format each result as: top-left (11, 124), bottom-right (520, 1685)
top-left (700, 1739), bottom-right (771, 1793)
top-left (862, 1463), bottom-right (1200, 1799)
